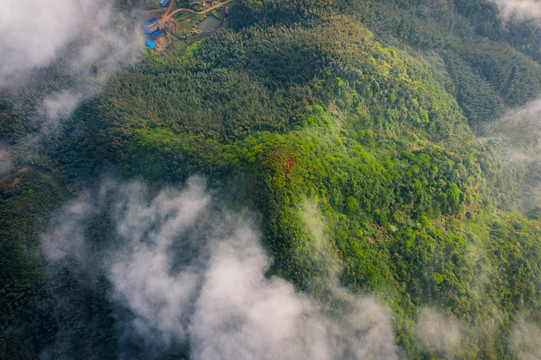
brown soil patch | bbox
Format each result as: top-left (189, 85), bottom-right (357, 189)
top-left (163, 18), bottom-right (178, 33)
top-left (0, 109), bottom-right (9, 122)
top-left (154, 37), bottom-right (167, 51)
top-left (15, 166), bottom-right (31, 174)
top-left (10, 177), bottom-right (20, 190)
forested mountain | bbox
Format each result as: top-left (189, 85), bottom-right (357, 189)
top-left (1, 0), bottom-right (540, 359)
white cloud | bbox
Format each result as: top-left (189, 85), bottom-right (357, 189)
top-left (509, 314), bottom-right (541, 360)
top-left (41, 177), bottom-right (400, 359)
top-left (414, 308), bottom-right (463, 358)
top-left (0, 0), bottom-right (141, 156)
top-left (0, 0), bottom-right (84, 84)
top-left (487, 0), bottom-right (541, 22)
top-left (0, 141), bottom-right (12, 176)
top-left (41, 200), bottom-right (95, 263)
top-left (485, 96), bottom-right (541, 157)
top-left (0, 0), bottom-right (139, 86)
top-left (484, 96), bottom-right (541, 208)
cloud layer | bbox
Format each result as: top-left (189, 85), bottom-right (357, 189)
top-left (41, 177), bottom-right (399, 359)
top-left (414, 308), bottom-right (463, 358)
top-left (0, 0), bottom-right (139, 87)
top-left (487, 0), bottom-right (541, 22)
top-left (509, 314), bottom-right (541, 360)
top-left (0, 0), bottom-right (142, 174)
top-left (484, 96), bottom-right (541, 207)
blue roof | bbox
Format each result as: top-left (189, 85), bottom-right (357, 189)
top-left (145, 40), bottom-right (156, 49)
top-left (160, 0), bottom-right (168, 5)
top-left (149, 28), bottom-right (164, 39)
top-left (142, 18), bottom-right (158, 33)
top-left (143, 18), bottom-right (158, 28)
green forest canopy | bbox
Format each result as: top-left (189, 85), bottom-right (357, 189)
top-left (1, 0), bottom-right (540, 359)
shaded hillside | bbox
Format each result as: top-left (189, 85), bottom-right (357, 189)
top-left (0, 0), bottom-right (540, 359)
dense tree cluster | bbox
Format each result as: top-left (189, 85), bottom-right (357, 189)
top-left (1, 0), bottom-right (540, 359)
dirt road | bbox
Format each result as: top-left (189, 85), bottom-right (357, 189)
top-left (165, 0), bottom-right (233, 22)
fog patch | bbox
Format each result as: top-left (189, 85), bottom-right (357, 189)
top-left (39, 90), bottom-right (85, 134)
top-left (1, 0), bottom-right (141, 166)
top-left (485, 97), bottom-right (541, 154)
top-left (0, 0), bottom-right (140, 88)
top-left (297, 199), bottom-right (340, 277)
top-left (488, 0), bottom-right (541, 22)
top-left (41, 177), bottom-right (399, 359)
top-left (509, 314), bottom-right (541, 360)
top-left (41, 201), bottom-right (95, 263)
top-left (484, 96), bottom-right (541, 208)
top-left (414, 308), bottom-right (463, 358)
top-left (0, 0), bottom-right (83, 85)
top-left (0, 141), bottom-right (12, 176)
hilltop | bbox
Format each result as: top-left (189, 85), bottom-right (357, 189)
top-left (0, 0), bottom-right (540, 358)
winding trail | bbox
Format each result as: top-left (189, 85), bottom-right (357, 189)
top-left (138, 0), bottom-right (232, 19)
top-left (163, 0), bottom-right (233, 22)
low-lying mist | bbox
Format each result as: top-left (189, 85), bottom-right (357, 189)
top-left (488, 0), bottom-right (541, 22)
top-left (484, 96), bottom-right (541, 209)
top-left (40, 176), bottom-right (400, 359)
top-left (1, 0), bottom-right (140, 89)
top-left (0, 0), bottom-right (142, 171)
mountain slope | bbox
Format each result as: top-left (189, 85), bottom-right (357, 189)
top-left (0, 0), bottom-right (540, 359)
